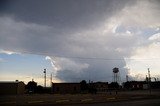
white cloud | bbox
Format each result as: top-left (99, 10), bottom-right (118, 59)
top-left (45, 56), bottom-right (60, 72)
top-left (126, 42), bottom-right (160, 78)
top-left (126, 30), bottom-right (131, 35)
top-left (45, 56), bottom-right (89, 79)
top-left (148, 33), bottom-right (160, 41)
top-left (46, 56), bottom-right (89, 72)
top-left (108, 0), bottom-right (160, 78)
top-left (57, 58), bottom-right (89, 72)
top-left (155, 27), bottom-right (160, 31)
top-left (0, 49), bottom-right (19, 55)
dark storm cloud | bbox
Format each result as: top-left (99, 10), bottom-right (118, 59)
top-left (0, 0), bottom-right (135, 30)
top-left (0, 0), bottom-right (137, 55)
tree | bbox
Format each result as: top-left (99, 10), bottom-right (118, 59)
top-left (80, 80), bottom-right (88, 92)
top-left (26, 81), bottom-right (37, 93)
top-left (109, 82), bottom-right (119, 89)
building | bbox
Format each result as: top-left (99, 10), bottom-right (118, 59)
top-left (52, 81), bottom-right (109, 94)
top-left (52, 83), bottom-right (81, 94)
top-left (92, 82), bottom-right (108, 92)
top-left (123, 81), bottom-right (148, 90)
top-left (151, 81), bottom-right (160, 89)
top-left (0, 81), bottom-right (25, 95)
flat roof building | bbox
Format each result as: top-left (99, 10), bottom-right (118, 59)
top-left (0, 81), bottom-right (25, 95)
top-left (52, 83), bottom-right (81, 94)
top-left (52, 82), bottom-right (109, 94)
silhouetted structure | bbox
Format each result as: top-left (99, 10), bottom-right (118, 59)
top-left (93, 82), bottom-right (108, 92)
top-left (151, 81), bottom-right (160, 89)
top-left (44, 69), bottom-right (46, 88)
top-left (25, 80), bottom-right (51, 94)
top-left (88, 82), bottom-right (97, 94)
top-left (113, 67), bottom-right (120, 83)
top-left (123, 81), bottom-right (149, 90)
top-left (52, 83), bottom-right (81, 94)
top-left (52, 81), bottom-right (109, 94)
top-left (25, 80), bottom-right (37, 93)
top-left (109, 82), bottom-right (120, 90)
top-left (80, 80), bottom-right (88, 93)
top-left (0, 81), bottom-right (25, 95)
top-left (36, 85), bottom-right (43, 93)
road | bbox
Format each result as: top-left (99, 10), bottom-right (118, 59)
top-left (1, 90), bottom-right (160, 106)
top-left (0, 96), bottom-right (160, 106)
top-left (47, 99), bottom-right (160, 106)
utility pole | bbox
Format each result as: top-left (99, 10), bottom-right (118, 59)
top-left (148, 68), bottom-right (151, 82)
top-left (44, 69), bottom-right (46, 88)
top-left (50, 73), bottom-right (52, 87)
top-left (148, 68), bottom-right (151, 94)
top-left (50, 73), bottom-right (53, 93)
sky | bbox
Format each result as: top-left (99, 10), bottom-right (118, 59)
top-left (0, 0), bottom-right (160, 86)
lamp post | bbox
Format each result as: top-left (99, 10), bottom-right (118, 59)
top-left (44, 69), bottom-right (46, 88)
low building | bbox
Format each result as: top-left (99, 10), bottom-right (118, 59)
top-left (52, 83), bottom-right (81, 94)
top-left (93, 82), bottom-right (108, 92)
top-left (52, 81), bottom-right (109, 94)
top-left (123, 81), bottom-right (148, 90)
top-left (0, 81), bottom-right (25, 95)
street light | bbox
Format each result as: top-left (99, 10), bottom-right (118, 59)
top-left (44, 69), bottom-right (46, 88)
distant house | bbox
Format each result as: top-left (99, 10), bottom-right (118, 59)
top-left (0, 81), bottom-right (25, 95)
top-left (52, 83), bottom-right (81, 94)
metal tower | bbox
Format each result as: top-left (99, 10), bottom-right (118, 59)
top-left (113, 67), bottom-right (120, 83)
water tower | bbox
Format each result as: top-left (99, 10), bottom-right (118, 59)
top-left (113, 67), bottom-right (120, 83)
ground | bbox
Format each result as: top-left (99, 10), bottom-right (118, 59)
top-left (0, 90), bottom-right (160, 106)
